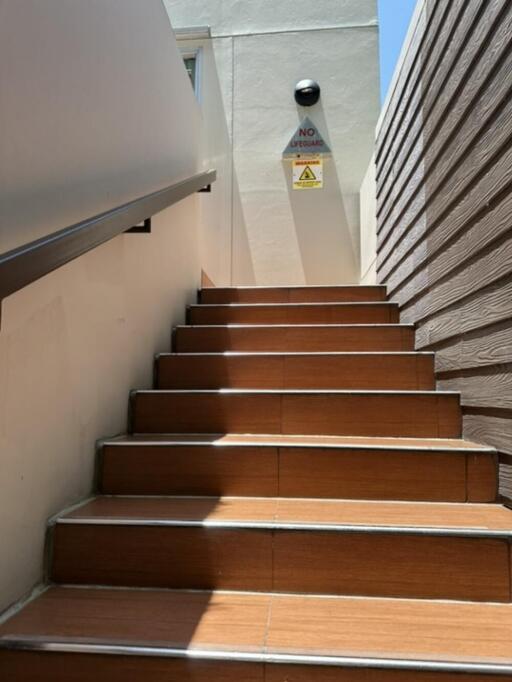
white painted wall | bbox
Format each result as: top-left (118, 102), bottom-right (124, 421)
top-left (0, 0), bottom-right (215, 613)
top-left (165, 0), bottom-right (380, 284)
top-left (188, 37), bottom-right (234, 286)
top-left (0, 0), bottom-right (201, 252)
top-left (165, 0), bottom-right (377, 35)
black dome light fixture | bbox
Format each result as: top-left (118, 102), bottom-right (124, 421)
top-left (294, 79), bottom-right (321, 107)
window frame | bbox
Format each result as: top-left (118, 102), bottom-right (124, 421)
top-left (180, 46), bottom-right (203, 102)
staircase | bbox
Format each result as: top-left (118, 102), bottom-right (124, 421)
top-left (1, 284), bottom-right (512, 680)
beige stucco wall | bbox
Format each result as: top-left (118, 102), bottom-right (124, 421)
top-left (0, 0), bottom-right (214, 613)
top-left (0, 200), bottom-right (202, 614)
top-left (359, 155), bottom-right (377, 284)
top-left (165, 0), bottom-right (380, 285)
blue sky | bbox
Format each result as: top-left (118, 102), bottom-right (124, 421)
top-left (378, 0), bottom-right (418, 103)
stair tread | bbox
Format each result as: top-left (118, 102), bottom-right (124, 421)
top-left (190, 302), bottom-right (396, 307)
top-left (178, 323), bottom-right (414, 327)
top-left (104, 433), bottom-right (494, 451)
top-left (2, 586), bottom-right (512, 669)
top-left (159, 351), bottom-right (434, 356)
top-left (59, 496), bottom-right (512, 532)
top-left (201, 285), bottom-right (387, 290)
top-left (135, 388), bottom-right (457, 394)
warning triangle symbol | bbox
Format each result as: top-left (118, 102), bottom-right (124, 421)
top-left (299, 166), bottom-right (316, 181)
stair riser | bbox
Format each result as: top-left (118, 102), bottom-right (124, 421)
top-left (157, 354), bottom-right (435, 390)
top-left (0, 651), bottom-right (259, 682)
top-left (268, 665), bottom-right (512, 682)
top-left (188, 304), bottom-right (399, 325)
top-left (52, 525), bottom-right (511, 601)
top-left (175, 326), bottom-right (416, 353)
top-left (174, 326), bottom-right (414, 353)
top-left (4, 652), bottom-right (510, 682)
top-left (200, 286), bottom-right (388, 304)
top-left (131, 393), bottom-right (462, 439)
top-left (99, 445), bottom-right (498, 502)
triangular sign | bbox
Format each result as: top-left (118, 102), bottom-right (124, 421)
top-left (283, 116), bottom-right (331, 157)
top-left (299, 166), bottom-right (316, 181)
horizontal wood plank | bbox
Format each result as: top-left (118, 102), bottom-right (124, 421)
top-left (4, 586), bottom-right (512, 674)
top-left (384, 181), bottom-right (512, 306)
top-left (273, 531), bottom-right (509, 601)
top-left (414, 279), bottom-right (512, 348)
top-left (439, 368), bottom-right (512, 410)
top-left (200, 286), bottom-right (387, 304)
top-left (131, 390), bottom-right (461, 438)
top-left (0, 652), bottom-right (261, 682)
top-left (99, 441), bottom-right (496, 502)
top-left (52, 524), bottom-right (274, 591)
top-left (401, 232), bottom-right (512, 324)
top-left (156, 353), bottom-right (435, 390)
top-left (188, 304), bottom-right (399, 326)
top-left (174, 325), bottom-right (415, 353)
top-left (100, 445), bottom-right (280, 497)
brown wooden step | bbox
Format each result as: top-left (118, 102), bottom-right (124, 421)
top-left (130, 389), bottom-right (462, 438)
top-left (156, 352), bottom-right (435, 390)
top-left (187, 303), bottom-right (399, 325)
top-left (199, 285), bottom-right (387, 304)
top-left (175, 323), bottom-right (416, 353)
top-left (3, 587), bottom-right (512, 680)
top-left (99, 435), bottom-right (498, 502)
top-left (50, 497), bottom-right (512, 601)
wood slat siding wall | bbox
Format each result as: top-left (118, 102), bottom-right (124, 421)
top-left (375, 0), bottom-right (512, 499)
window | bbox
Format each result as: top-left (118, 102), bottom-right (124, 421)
top-left (184, 57), bottom-right (197, 90)
top-left (180, 48), bottom-right (202, 101)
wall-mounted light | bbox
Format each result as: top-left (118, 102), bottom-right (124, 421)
top-left (294, 79), bottom-right (321, 107)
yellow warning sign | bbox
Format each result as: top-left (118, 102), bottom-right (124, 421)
top-left (299, 166), bottom-right (316, 181)
top-left (293, 159), bottom-right (323, 190)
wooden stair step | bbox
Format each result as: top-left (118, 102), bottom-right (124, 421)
top-left (156, 352), bottom-right (435, 390)
top-left (3, 586), bottom-right (512, 680)
top-left (130, 389), bottom-right (462, 438)
top-left (50, 496), bottom-right (512, 601)
top-left (174, 323), bottom-right (415, 352)
top-left (102, 433), bottom-right (498, 449)
top-left (188, 302), bottom-right (399, 325)
top-left (100, 435), bottom-right (498, 502)
top-left (59, 495), bottom-right (512, 531)
top-left (199, 284), bottom-right (388, 303)
top-left (3, 283), bottom-right (505, 676)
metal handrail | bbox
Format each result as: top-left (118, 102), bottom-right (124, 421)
top-left (0, 169), bottom-right (216, 301)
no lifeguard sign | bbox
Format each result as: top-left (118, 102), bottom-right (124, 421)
top-left (293, 159), bottom-right (323, 190)
top-left (283, 117), bottom-right (331, 157)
